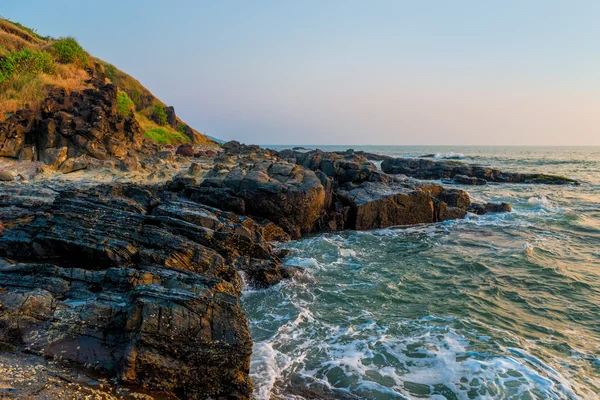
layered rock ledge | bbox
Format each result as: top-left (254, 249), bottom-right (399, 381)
top-left (381, 157), bottom-right (580, 185)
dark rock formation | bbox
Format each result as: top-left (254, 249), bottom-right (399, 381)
top-left (165, 105), bottom-right (178, 128)
top-left (0, 181), bottom-right (302, 399)
top-left (469, 202), bottom-right (512, 214)
top-left (336, 182), bottom-right (471, 230)
top-left (333, 149), bottom-right (392, 161)
top-left (176, 144), bottom-right (194, 157)
top-left (0, 82), bottom-right (146, 169)
top-left (184, 144), bottom-right (510, 237)
top-left (381, 158), bottom-right (579, 185)
top-left (453, 174), bottom-right (487, 185)
top-left (277, 149), bottom-right (390, 185)
top-left (186, 161), bottom-right (327, 238)
top-left (0, 141), bottom-right (517, 398)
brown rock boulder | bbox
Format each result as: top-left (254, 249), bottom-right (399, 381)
top-left (176, 144), bottom-right (194, 157)
top-left (0, 171), bottom-right (15, 181)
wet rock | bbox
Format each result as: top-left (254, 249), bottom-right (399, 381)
top-left (0, 183), bottom-right (305, 399)
top-left (238, 259), bottom-right (299, 289)
top-left (453, 174), bottom-right (487, 185)
top-left (333, 149), bottom-right (391, 161)
top-left (381, 157), bottom-right (579, 185)
top-left (469, 202), bottom-right (512, 215)
top-left (336, 181), bottom-right (470, 230)
top-left (279, 149), bottom-right (390, 185)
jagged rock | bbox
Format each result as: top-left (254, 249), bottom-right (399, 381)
top-left (0, 141), bottom-right (518, 399)
top-left (215, 154), bottom-right (235, 164)
top-left (195, 149), bottom-right (217, 157)
top-left (60, 155), bottom-right (89, 174)
top-left (187, 161), bottom-right (327, 238)
top-left (238, 259), bottom-right (299, 288)
top-left (118, 156), bottom-right (142, 172)
top-left (0, 82), bottom-right (145, 166)
top-left (469, 202), bottom-right (512, 215)
top-left (333, 149), bottom-right (392, 161)
top-left (165, 106), bottom-right (177, 128)
top-left (453, 174), bottom-right (487, 185)
top-left (189, 162), bottom-right (202, 175)
top-left (0, 171), bottom-right (15, 181)
top-left (336, 182), bottom-right (470, 230)
top-left (381, 157), bottom-right (579, 185)
top-left (176, 144), bottom-right (194, 157)
top-left (39, 146), bottom-right (68, 169)
top-left (0, 183), bottom-right (304, 399)
top-left (278, 149), bottom-right (390, 185)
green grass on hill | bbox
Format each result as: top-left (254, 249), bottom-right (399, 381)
top-left (144, 127), bottom-right (190, 145)
top-left (116, 90), bottom-right (134, 117)
top-left (0, 48), bottom-right (54, 84)
top-left (51, 37), bottom-right (88, 67)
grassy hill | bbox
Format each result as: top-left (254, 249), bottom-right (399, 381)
top-left (0, 18), bottom-right (216, 146)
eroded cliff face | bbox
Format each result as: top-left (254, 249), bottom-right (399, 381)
top-left (0, 79), bottom-right (147, 171)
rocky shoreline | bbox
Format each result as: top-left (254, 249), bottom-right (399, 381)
top-left (0, 135), bottom-right (582, 398)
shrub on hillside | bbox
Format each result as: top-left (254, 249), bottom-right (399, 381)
top-left (102, 62), bottom-right (117, 83)
top-left (0, 48), bottom-right (54, 84)
top-left (152, 104), bottom-right (168, 126)
top-left (117, 91), bottom-right (134, 117)
top-left (51, 37), bottom-right (88, 67)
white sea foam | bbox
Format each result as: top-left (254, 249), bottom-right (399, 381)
top-left (434, 152), bottom-right (465, 160)
top-left (528, 195), bottom-right (550, 206)
top-left (250, 342), bottom-right (292, 400)
top-left (251, 315), bottom-right (582, 400)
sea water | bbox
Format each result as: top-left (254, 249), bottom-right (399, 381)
top-left (243, 146), bottom-right (600, 399)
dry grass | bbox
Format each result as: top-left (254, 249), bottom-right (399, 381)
top-left (0, 19), bottom-right (45, 46)
top-left (0, 31), bottom-right (34, 53)
top-left (0, 63), bottom-right (90, 121)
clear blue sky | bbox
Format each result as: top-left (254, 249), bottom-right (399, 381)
top-left (4, 1), bottom-right (599, 145)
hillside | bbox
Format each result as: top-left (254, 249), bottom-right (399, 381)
top-left (0, 18), bottom-right (216, 146)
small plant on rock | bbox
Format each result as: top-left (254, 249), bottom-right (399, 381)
top-left (116, 90), bottom-right (134, 117)
top-left (152, 104), bottom-right (168, 126)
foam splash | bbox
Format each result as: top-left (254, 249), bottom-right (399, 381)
top-left (251, 316), bottom-right (580, 400)
top-left (434, 152), bottom-right (465, 160)
top-left (250, 342), bottom-right (292, 400)
top-left (528, 195), bottom-right (550, 207)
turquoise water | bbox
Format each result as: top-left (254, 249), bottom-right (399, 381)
top-left (243, 146), bottom-right (600, 400)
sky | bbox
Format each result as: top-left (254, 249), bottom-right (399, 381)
top-left (3, 1), bottom-right (599, 145)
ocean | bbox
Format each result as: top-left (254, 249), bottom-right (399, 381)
top-left (243, 146), bottom-right (600, 400)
